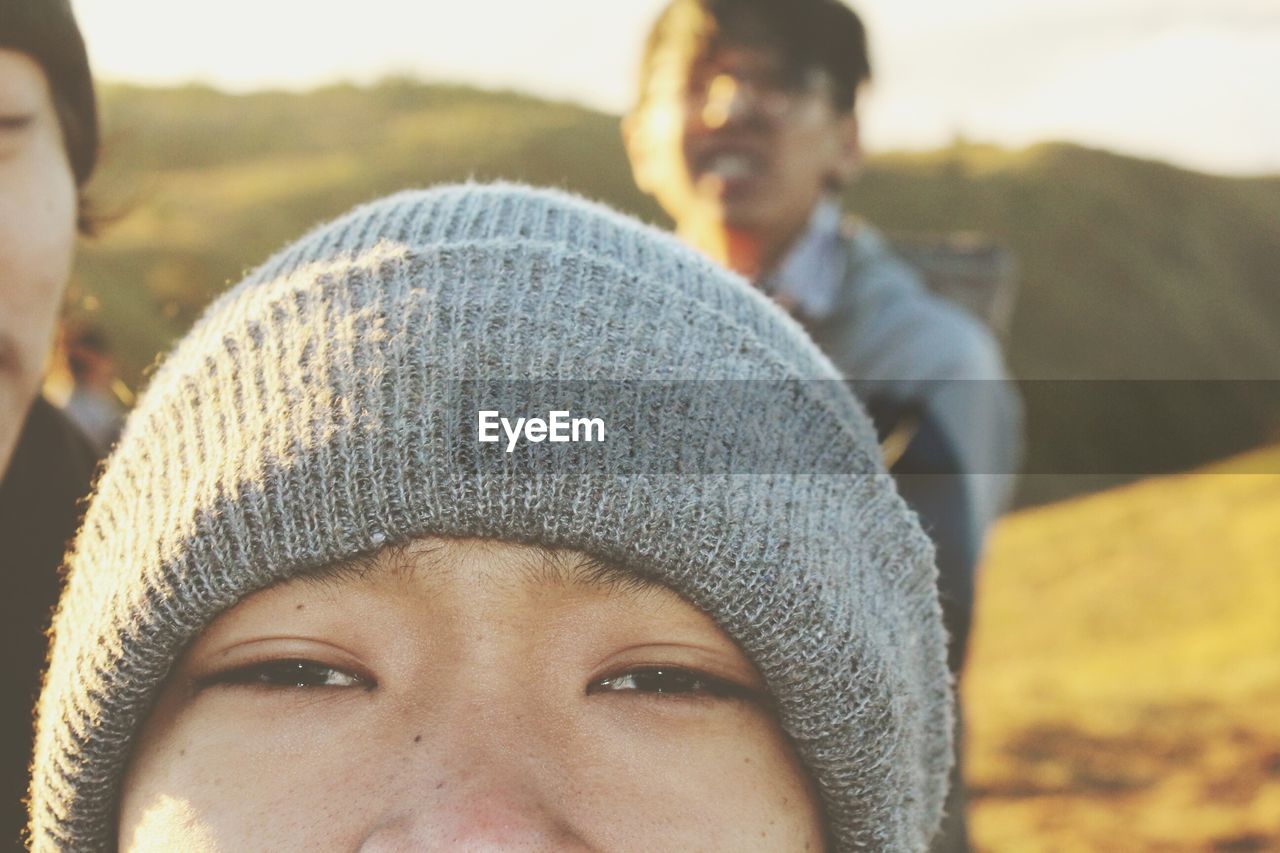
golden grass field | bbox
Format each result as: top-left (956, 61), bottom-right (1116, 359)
top-left (967, 450), bottom-right (1280, 851)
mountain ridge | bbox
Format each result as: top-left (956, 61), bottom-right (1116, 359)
top-left (72, 80), bottom-right (1280, 504)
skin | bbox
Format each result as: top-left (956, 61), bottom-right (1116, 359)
top-left (624, 40), bottom-right (861, 280)
top-left (0, 50), bottom-right (78, 475)
top-left (119, 538), bottom-right (827, 852)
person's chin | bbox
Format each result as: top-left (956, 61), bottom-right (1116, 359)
top-left (0, 379), bottom-right (27, 476)
top-left (721, 176), bottom-right (785, 227)
top-left (717, 196), bottom-right (776, 232)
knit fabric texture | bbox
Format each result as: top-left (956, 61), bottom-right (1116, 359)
top-left (30, 183), bottom-right (952, 852)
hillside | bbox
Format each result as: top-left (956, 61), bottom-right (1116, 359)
top-left (72, 80), bottom-right (1280, 503)
top-left (968, 447), bottom-right (1280, 850)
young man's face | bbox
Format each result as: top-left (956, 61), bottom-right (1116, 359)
top-left (0, 49), bottom-right (78, 474)
top-left (119, 538), bottom-right (826, 851)
top-left (625, 36), bottom-right (860, 245)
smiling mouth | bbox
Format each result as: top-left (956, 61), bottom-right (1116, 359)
top-left (703, 151), bottom-right (759, 180)
top-left (693, 148), bottom-right (769, 195)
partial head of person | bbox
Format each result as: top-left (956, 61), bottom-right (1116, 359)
top-left (64, 323), bottom-right (114, 386)
top-left (30, 183), bottom-right (951, 852)
top-left (0, 0), bottom-right (99, 473)
top-left (624, 0), bottom-right (869, 277)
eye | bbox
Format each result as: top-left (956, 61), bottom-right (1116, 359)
top-left (587, 666), bottom-right (760, 702)
top-left (200, 659), bottom-right (373, 691)
top-left (0, 114), bottom-right (34, 132)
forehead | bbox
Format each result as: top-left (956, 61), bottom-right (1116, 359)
top-left (643, 27), bottom-right (823, 103)
top-left (642, 39), bottom-right (798, 102)
top-left (0, 49), bottom-right (51, 106)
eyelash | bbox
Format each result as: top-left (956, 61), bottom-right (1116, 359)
top-left (588, 666), bottom-right (762, 703)
top-left (201, 661), bottom-right (759, 704)
top-left (199, 659), bottom-right (375, 692)
top-left (0, 115), bottom-right (34, 132)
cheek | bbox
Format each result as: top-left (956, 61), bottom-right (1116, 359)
top-left (118, 697), bottom-right (826, 852)
top-left (570, 709), bottom-right (826, 852)
top-left (650, 123), bottom-right (699, 201)
top-left (777, 131), bottom-right (836, 190)
top-left (0, 144), bottom-right (77, 387)
top-left (631, 109), bottom-right (699, 201)
top-left (0, 143), bottom-right (77, 287)
top-left (118, 702), bottom-right (397, 851)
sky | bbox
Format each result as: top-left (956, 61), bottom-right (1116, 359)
top-left (73, 0), bottom-right (1280, 176)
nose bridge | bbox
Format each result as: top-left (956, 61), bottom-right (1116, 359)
top-left (361, 718), bottom-right (580, 851)
top-left (360, 649), bottom-right (583, 850)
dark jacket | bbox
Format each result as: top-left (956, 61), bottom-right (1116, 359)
top-left (0, 398), bottom-right (97, 849)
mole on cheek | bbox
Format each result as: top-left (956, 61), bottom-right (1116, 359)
top-left (295, 604), bottom-right (305, 611)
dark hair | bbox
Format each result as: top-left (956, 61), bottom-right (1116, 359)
top-left (637, 0), bottom-right (872, 113)
top-left (1, 0), bottom-right (100, 232)
top-left (66, 323), bottom-right (110, 353)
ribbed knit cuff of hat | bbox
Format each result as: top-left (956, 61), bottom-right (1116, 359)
top-left (30, 183), bottom-right (952, 852)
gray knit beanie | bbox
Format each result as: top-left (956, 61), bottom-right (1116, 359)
top-left (30, 183), bottom-right (951, 851)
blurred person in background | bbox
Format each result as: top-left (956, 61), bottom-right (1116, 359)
top-left (61, 324), bottom-right (125, 454)
top-left (0, 0), bottom-right (100, 845)
top-left (623, 1), bottom-right (1021, 848)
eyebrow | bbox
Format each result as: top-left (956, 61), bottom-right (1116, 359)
top-left (515, 547), bottom-right (665, 596)
top-left (292, 538), bottom-right (667, 598)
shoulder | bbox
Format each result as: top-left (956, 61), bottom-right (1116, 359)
top-left (916, 294), bottom-right (1008, 381)
top-left (1, 397), bottom-right (98, 511)
top-left (28, 397), bottom-right (98, 473)
top-left (836, 223), bottom-right (1009, 382)
top-left (0, 399), bottom-right (97, 626)
top-left (840, 220), bottom-right (926, 297)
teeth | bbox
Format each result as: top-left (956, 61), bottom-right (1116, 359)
top-left (706, 153), bottom-right (756, 179)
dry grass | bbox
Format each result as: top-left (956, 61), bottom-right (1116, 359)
top-left (967, 448), bottom-right (1280, 850)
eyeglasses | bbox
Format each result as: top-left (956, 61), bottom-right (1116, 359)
top-left (641, 67), bottom-right (832, 128)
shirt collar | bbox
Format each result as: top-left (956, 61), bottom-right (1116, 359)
top-left (758, 197), bottom-right (846, 321)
